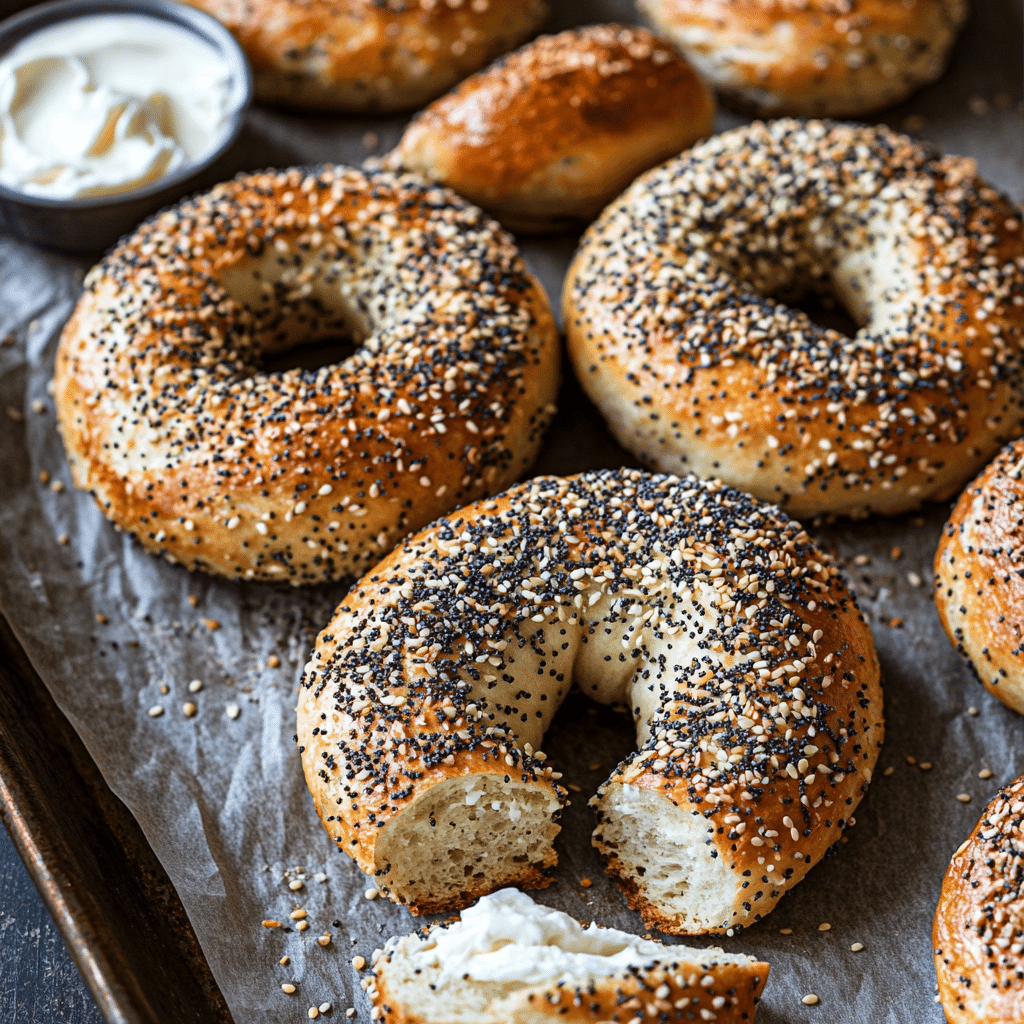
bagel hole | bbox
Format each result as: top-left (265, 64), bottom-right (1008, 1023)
top-left (784, 289), bottom-right (861, 339)
top-left (260, 332), bottom-right (357, 374)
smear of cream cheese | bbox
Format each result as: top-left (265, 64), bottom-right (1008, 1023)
top-left (410, 888), bottom-right (675, 985)
top-left (0, 14), bottom-right (232, 199)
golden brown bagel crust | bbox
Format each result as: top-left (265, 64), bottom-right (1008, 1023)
top-left (639, 0), bottom-right (968, 117)
top-left (563, 119), bottom-right (1024, 519)
top-left (934, 774), bottom-right (1024, 1024)
top-left (390, 25), bottom-right (715, 232)
top-left (935, 439), bottom-right (1024, 713)
top-left (297, 469), bottom-right (883, 929)
top-left (183, 0), bottom-right (547, 111)
top-left (54, 166), bottom-right (559, 584)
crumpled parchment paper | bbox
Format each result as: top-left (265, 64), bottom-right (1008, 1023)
top-left (0, 2), bottom-right (1022, 1021)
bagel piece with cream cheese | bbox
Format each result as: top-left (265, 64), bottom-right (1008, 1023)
top-left (297, 468), bottom-right (883, 933)
top-left (370, 888), bottom-right (768, 1023)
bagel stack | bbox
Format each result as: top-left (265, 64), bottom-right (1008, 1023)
top-left (297, 469), bottom-right (883, 933)
top-left (369, 888), bottom-right (769, 1023)
top-left (935, 438), bottom-right (1024, 713)
top-left (564, 119), bottom-right (1024, 518)
top-left (184, 0), bottom-right (548, 111)
top-left (639, 0), bottom-right (968, 116)
top-left (54, 166), bottom-right (560, 583)
top-left (934, 774), bottom-right (1024, 1024)
top-left (389, 24), bottom-right (715, 232)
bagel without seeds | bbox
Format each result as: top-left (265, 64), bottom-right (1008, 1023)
top-left (934, 438), bottom-right (1024, 713)
top-left (184, 0), bottom-right (547, 111)
top-left (54, 166), bottom-right (559, 584)
top-left (563, 119), bottom-right (1024, 519)
top-left (369, 889), bottom-right (769, 1023)
top-left (639, 0), bottom-right (968, 117)
top-left (297, 468), bottom-right (883, 933)
top-left (389, 24), bottom-right (715, 232)
top-left (934, 773), bottom-right (1024, 1024)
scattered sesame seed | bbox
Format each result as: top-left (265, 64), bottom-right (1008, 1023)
top-left (280, 956), bottom-right (290, 965)
top-left (57, 533), bottom-right (69, 545)
top-left (204, 618), bottom-right (221, 631)
top-left (314, 872), bottom-right (328, 883)
top-left (5, 406), bottom-right (23, 422)
top-left (968, 706), bottom-right (979, 716)
top-left (352, 956), bottom-right (366, 970)
top-left (363, 131), bottom-right (379, 149)
top-left (281, 983), bottom-right (296, 994)
top-left (890, 547), bottom-right (903, 561)
top-left (364, 888), bottom-right (379, 901)
top-left (290, 909), bottom-right (307, 921)
top-left (580, 878), bottom-right (592, 888)
top-left (263, 920), bottom-right (282, 929)
top-left (187, 595), bottom-right (198, 607)
top-left (883, 766), bottom-right (895, 777)
top-left (850, 942), bottom-right (864, 952)
top-left (906, 755), bottom-right (917, 765)
top-left (95, 613), bottom-right (108, 624)
top-left (818, 922), bottom-right (831, 932)
top-left (802, 994), bottom-right (820, 1006)
top-left (296, 920), bottom-right (309, 931)
top-left (346, 1010), bottom-right (356, 1018)
top-left (148, 705), bottom-right (164, 718)
top-left (289, 880), bottom-right (304, 892)
top-left (907, 571), bottom-right (923, 588)
top-left (182, 701), bottom-right (197, 718)
top-left (189, 679), bottom-right (203, 693)
top-left (32, 399), bottom-right (46, 414)
top-left (779, 928), bottom-right (793, 935)
top-left (226, 702), bottom-right (240, 719)
top-left (853, 554), bottom-right (870, 566)
top-left (308, 1007), bottom-right (319, 1018)
top-left (319, 1003), bottom-right (332, 1014)
top-left (888, 617), bottom-right (903, 628)
top-left (268, 654), bottom-right (281, 669)
top-left (318, 934), bottom-right (332, 947)
top-left (159, 683), bottom-right (169, 695)
top-left (919, 762), bottom-right (933, 772)
top-left (979, 768), bottom-right (993, 779)
top-left (957, 793), bottom-right (972, 803)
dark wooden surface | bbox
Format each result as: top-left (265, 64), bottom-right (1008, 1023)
top-left (0, 826), bottom-right (104, 1024)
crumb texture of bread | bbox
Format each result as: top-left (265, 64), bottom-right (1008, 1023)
top-left (370, 889), bottom-right (768, 1023)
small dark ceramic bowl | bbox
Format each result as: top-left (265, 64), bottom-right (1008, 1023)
top-left (0, 0), bottom-right (251, 255)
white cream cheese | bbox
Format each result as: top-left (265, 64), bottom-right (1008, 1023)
top-left (410, 888), bottom-right (674, 985)
top-left (0, 14), bottom-right (233, 199)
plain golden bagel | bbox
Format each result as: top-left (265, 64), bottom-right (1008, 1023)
top-left (563, 119), bottom-right (1024, 519)
top-left (638, 0), bottom-right (968, 117)
top-left (934, 773), bottom-right (1024, 1024)
top-left (297, 468), bottom-right (883, 933)
top-left (184, 0), bottom-right (547, 111)
top-left (389, 24), bottom-right (715, 232)
top-left (54, 166), bottom-right (560, 584)
top-left (934, 438), bottom-right (1024, 713)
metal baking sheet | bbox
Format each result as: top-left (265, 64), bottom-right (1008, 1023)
top-left (0, 1), bottom-right (1022, 1022)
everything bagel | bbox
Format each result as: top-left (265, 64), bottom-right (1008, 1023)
top-left (297, 468), bottom-right (883, 934)
top-left (564, 119), bottom-right (1024, 519)
top-left (54, 166), bottom-right (560, 584)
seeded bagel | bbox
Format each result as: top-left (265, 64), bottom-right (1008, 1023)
top-left (934, 773), bottom-right (1024, 1024)
top-left (54, 166), bottom-right (560, 584)
top-left (297, 468), bottom-right (883, 932)
top-left (389, 24), bottom-right (715, 232)
top-left (563, 119), bottom-right (1024, 519)
top-left (639, 0), bottom-right (968, 117)
top-left (184, 0), bottom-right (548, 111)
top-left (934, 438), bottom-right (1024, 714)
